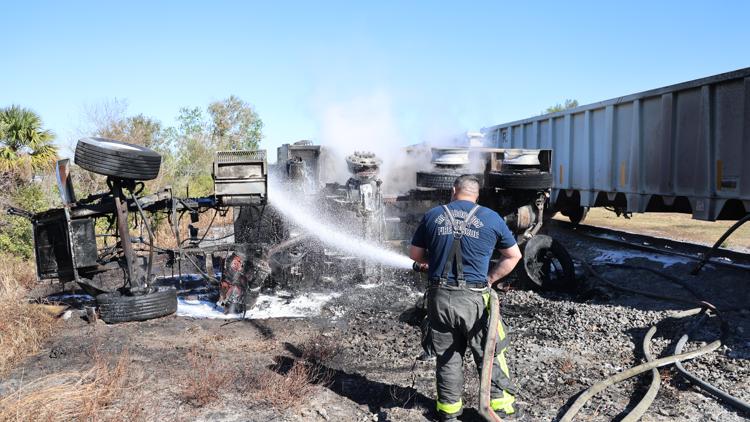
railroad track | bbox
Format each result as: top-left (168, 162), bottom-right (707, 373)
top-left (547, 219), bottom-right (750, 273)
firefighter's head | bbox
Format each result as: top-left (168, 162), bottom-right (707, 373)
top-left (451, 174), bottom-right (480, 203)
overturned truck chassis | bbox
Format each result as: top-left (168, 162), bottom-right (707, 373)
top-left (16, 137), bottom-right (574, 323)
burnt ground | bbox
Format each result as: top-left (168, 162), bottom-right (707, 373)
top-left (1, 225), bottom-right (749, 421)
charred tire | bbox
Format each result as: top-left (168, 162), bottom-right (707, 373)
top-left (521, 234), bottom-right (576, 291)
top-left (487, 171), bottom-right (552, 190)
top-left (75, 137), bottom-right (162, 180)
top-left (416, 171), bottom-right (459, 189)
top-left (416, 171), bottom-right (483, 190)
top-left (96, 289), bottom-right (177, 324)
top-left (565, 206), bottom-right (588, 225)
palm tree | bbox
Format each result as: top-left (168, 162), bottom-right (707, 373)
top-left (0, 105), bottom-right (58, 176)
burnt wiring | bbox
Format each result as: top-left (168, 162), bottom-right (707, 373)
top-left (177, 206), bottom-right (231, 246)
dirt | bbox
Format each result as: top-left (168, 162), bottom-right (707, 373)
top-left (559, 208), bottom-right (750, 253)
top-left (1, 226), bottom-right (749, 421)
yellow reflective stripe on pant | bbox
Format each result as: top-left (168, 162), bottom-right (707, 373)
top-left (436, 398), bottom-right (463, 415)
top-left (481, 291), bottom-right (516, 397)
top-left (490, 390), bottom-right (516, 414)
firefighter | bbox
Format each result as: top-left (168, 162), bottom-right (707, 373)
top-left (409, 175), bottom-right (523, 421)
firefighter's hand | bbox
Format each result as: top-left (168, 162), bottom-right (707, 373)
top-left (412, 261), bottom-right (429, 273)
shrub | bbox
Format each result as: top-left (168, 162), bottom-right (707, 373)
top-left (0, 181), bottom-right (57, 259)
top-left (179, 347), bottom-right (237, 407)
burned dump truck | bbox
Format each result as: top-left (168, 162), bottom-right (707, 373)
top-left (233, 141), bottom-right (575, 292)
top-left (12, 135), bottom-right (574, 324)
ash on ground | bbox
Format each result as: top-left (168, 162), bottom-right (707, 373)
top-left (3, 227), bottom-right (749, 422)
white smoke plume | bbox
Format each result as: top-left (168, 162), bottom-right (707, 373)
top-left (315, 90), bottom-right (443, 194)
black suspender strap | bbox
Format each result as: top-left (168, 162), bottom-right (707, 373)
top-left (439, 204), bottom-right (481, 286)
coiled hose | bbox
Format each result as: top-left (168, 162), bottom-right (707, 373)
top-left (559, 339), bottom-right (722, 422)
top-left (563, 259), bottom-right (749, 420)
top-left (674, 334), bottom-right (750, 413)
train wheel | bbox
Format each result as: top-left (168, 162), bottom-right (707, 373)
top-left (566, 206), bottom-right (589, 225)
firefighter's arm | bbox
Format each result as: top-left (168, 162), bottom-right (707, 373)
top-left (408, 245), bottom-right (429, 272)
top-left (487, 244), bottom-right (522, 285)
top-left (409, 245), bottom-right (428, 264)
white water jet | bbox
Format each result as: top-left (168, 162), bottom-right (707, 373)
top-left (267, 182), bottom-right (413, 270)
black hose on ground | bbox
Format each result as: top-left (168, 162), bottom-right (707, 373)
top-left (599, 262), bottom-right (748, 314)
top-left (568, 257), bottom-right (746, 420)
top-left (604, 263), bottom-right (705, 303)
top-left (559, 339), bottom-right (722, 422)
top-left (579, 260), bottom-right (705, 308)
top-left (691, 213), bottom-right (750, 275)
top-left (674, 334), bottom-right (750, 414)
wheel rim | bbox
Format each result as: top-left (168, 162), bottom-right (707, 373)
top-left (529, 249), bottom-right (566, 286)
top-left (523, 235), bottom-right (576, 290)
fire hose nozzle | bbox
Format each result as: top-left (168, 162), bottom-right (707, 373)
top-left (412, 261), bottom-right (428, 273)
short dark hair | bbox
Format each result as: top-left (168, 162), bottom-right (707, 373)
top-left (454, 174), bottom-right (480, 193)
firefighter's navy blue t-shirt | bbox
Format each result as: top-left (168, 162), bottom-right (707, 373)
top-left (410, 200), bottom-right (516, 283)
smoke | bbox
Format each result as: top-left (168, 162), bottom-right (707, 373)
top-left (315, 91), bottom-right (439, 194)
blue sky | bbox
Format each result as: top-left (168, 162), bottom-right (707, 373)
top-left (2, 1), bottom-right (748, 160)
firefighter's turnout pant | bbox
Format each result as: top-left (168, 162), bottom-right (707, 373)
top-left (427, 284), bottom-right (516, 417)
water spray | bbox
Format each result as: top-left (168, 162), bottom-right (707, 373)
top-left (267, 179), bottom-right (414, 270)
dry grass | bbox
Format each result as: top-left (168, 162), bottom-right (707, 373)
top-left (179, 346), bottom-right (237, 407)
top-left (0, 352), bottom-right (133, 422)
top-left (299, 333), bottom-right (342, 365)
top-left (153, 208), bottom-right (234, 249)
top-left (0, 255), bottom-right (56, 374)
top-left (558, 208), bottom-right (750, 252)
top-left (243, 335), bottom-right (339, 411)
top-left (247, 358), bottom-right (329, 410)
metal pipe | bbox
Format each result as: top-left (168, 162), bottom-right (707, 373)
top-left (266, 234), bottom-right (310, 258)
top-left (111, 179), bottom-right (139, 289)
top-left (130, 192), bottom-right (155, 286)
